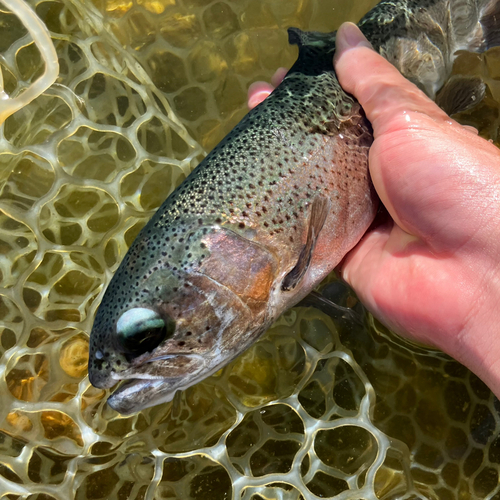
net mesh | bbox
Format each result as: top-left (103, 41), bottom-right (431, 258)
top-left (1, 0), bottom-right (500, 499)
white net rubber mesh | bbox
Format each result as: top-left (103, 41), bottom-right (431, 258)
top-left (1, 0), bottom-right (500, 499)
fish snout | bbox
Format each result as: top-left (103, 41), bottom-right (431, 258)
top-left (88, 354), bottom-right (117, 389)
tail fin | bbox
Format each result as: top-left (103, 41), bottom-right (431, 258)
top-left (480, 0), bottom-right (500, 49)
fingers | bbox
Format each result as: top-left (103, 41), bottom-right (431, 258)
top-left (271, 67), bottom-right (288, 87)
top-left (339, 221), bottom-right (400, 333)
top-left (248, 68), bottom-right (288, 110)
top-left (462, 124), bottom-right (479, 135)
top-left (334, 23), bottom-right (450, 135)
top-left (341, 221), bottom-right (392, 288)
top-left (248, 81), bottom-right (274, 110)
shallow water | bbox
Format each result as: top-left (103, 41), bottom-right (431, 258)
top-left (0, 0), bottom-right (500, 499)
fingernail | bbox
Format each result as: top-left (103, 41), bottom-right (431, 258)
top-left (247, 81), bottom-right (274, 110)
top-left (342, 23), bottom-right (372, 48)
top-left (335, 22), bottom-right (373, 62)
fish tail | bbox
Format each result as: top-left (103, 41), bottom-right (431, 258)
top-left (479, 0), bottom-right (500, 49)
top-left (435, 0), bottom-right (500, 114)
top-left (447, 0), bottom-right (500, 53)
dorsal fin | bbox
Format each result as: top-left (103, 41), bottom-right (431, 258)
top-left (287, 27), bottom-right (336, 48)
top-left (286, 27), bottom-right (337, 76)
top-left (282, 196), bottom-right (330, 292)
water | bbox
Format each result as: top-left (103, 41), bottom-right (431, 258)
top-left (0, 0), bottom-right (499, 499)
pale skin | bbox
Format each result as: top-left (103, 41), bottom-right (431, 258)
top-left (248, 22), bottom-right (500, 399)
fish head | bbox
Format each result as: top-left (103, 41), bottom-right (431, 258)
top-left (88, 224), bottom-right (278, 414)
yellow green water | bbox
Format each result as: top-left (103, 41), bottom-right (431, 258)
top-left (1, 0), bottom-right (500, 499)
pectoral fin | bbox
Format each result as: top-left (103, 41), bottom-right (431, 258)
top-left (282, 196), bottom-right (330, 291)
top-left (436, 75), bottom-right (486, 116)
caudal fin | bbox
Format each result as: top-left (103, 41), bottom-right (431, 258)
top-left (480, 0), bottom-right (500, 49)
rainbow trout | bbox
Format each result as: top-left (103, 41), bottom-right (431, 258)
top-left (88, 0), bottom-right (500, 414)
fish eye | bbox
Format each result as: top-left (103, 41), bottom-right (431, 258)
top-left (116, 308), bottom-right (175, 357)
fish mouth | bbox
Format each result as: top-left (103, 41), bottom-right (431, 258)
top-left (106, 353), bottom-right (210, 414)
top-left (107, 377), bottom-right (186, 414)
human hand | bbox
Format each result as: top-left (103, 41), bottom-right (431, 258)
top-left (248, 22), bottom-right (500, 398)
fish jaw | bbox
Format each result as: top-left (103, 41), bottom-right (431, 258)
top-left (107, 354), bottom-right (215, 414)
top-left (107, 379), bottom-right (181, 414)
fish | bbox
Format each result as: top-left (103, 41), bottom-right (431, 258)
top-left (88, 0), bottom-right (500, 414)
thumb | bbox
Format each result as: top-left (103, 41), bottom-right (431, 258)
top-left (333, 23), bottom-right (449, 135)
top-left (333, 22), bottom-right (468, 241)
